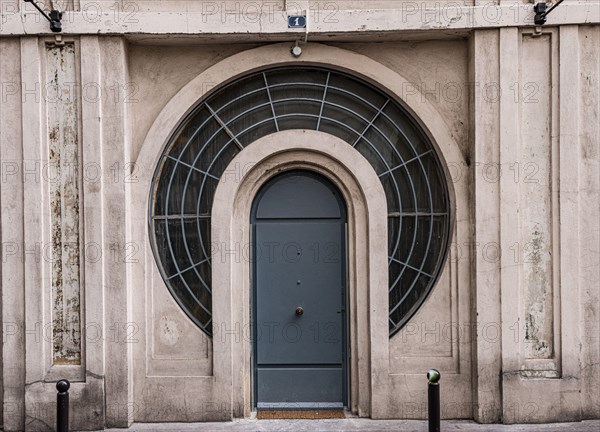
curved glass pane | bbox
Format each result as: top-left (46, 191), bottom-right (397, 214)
top-left (149, 67), bottom-right (451, 337)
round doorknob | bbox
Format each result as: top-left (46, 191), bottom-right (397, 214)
top-left (295, 307), bottom-right (304, 316)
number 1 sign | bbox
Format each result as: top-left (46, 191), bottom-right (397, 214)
top-left (288, 15), bottom-right (307, 28)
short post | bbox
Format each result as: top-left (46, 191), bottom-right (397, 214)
top-left (56, 379), bottom-right (70, 432)
top-left (427, 369), bottom-right (441, 432)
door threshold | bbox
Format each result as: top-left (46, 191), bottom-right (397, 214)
top-left (256, 409), bottom-right (346, 419)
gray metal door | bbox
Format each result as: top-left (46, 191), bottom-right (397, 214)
top-left (252, 170), bottom-right (347, 409)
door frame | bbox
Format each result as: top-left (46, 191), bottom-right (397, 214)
top-left (210, 130), bottom-right (390, 419)
top-left (249, 170), bottom-right (350, 410)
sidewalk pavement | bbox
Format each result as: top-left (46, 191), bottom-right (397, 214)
top-left (103, 419), bottom-right (600, 431)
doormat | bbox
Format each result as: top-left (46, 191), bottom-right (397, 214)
top-left (257, 409), bottom-right (346, 419)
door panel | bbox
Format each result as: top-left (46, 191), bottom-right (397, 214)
top-left (256, 368), bottom-right (343, 407)
top-left (255, 222), bottom-right (344, 365)
top-left (252, 170), bottom-right (347, 409)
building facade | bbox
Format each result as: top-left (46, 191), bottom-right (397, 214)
top-left (0, 1), bottom-right (599, 430)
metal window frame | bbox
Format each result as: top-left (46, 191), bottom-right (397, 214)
top-left (148, 66), bottom-right (451, 337)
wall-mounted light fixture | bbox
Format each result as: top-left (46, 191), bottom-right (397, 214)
top-left (533, 0), bottom-right (565, 26)
top-left (291, 40), bottom-right (302, 58)
top-left (23, 0), bottom-right (62, 32)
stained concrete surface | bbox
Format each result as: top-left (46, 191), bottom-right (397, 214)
top-left (103, 419), bottom-right (600, 431)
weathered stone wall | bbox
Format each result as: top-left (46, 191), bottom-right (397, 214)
top-left (0, 2), bottom-right (598, 430)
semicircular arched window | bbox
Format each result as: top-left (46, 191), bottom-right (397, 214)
top-left (149, 66), bottom-right (451, 337)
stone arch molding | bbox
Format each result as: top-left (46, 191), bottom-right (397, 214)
top-left (131, 42), bottom-right (467, 419)
top-left (211, 130), bottom-right (387, 417)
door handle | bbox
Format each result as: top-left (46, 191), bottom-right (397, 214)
top-left (295, 307), bottom-right (304, 316)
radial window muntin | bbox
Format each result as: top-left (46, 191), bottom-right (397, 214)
top-left (149, 66), bottom-right (451, 337)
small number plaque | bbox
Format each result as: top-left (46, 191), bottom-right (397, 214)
top-left (288, 15), bottom-right (306, 28)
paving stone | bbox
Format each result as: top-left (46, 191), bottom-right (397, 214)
top-left (102, 419), bottom-right (600, 432)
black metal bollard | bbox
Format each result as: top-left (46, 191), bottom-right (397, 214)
top-left (56, 379), bottom-right (70, 432)
top-left (427, 369), bottom-right (441, 432)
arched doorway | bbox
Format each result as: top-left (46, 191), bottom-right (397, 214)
top-left (132, 43), bottom-right (469, 421)
top-left (250, 170), bottom-right (348, 410)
